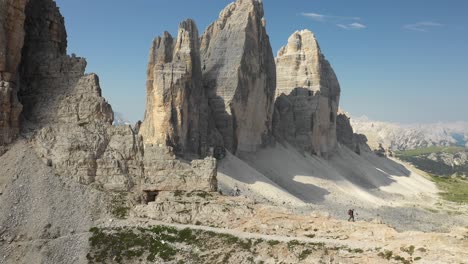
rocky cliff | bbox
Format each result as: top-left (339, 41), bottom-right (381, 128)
top-left (273, 30), bottom-right (340, 157)
top-left (200, 0), bottom-right (276, 154)
top-left (140, 20), bottom-right (209, 157)
top-left (336, 112), bottom-right (371, 154)
top-left (0, 0), bottom-right (26, 147)
top-left (0, 0), bottom-right (217, 193)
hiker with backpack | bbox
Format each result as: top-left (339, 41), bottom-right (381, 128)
top-left (348, 209), bottom-right (355, 222)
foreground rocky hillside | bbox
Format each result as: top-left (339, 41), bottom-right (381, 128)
top-left (1, 0), bottom-right (467, 263)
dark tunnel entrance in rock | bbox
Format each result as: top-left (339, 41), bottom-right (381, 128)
top-left (143, 190), bottom-right (159, 204)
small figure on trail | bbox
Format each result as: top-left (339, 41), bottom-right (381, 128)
top-left (234, 185), bottom-right (241, 196)
top-left (348, 209), bottom-right (355, 222)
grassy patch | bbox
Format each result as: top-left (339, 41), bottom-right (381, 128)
top-left (187, 191), bottom-right (213, 199)
top-left (298, 249), bottom-right (313, 260)
top-left (87, 226), bottom-right (183, 263)
top-left (110, 193), bottom-right (130, 219)
top-left (377, 247), bottom-right (421, 264)
top-left (395, 146), bottom-right (465, 157)
top-left (287, 240), bottom-right (304, 250)
top-left (88, 225), bottom-right (378, 263)
top-left (348, 248), bottom-right (364, 253)
top-left (395, 146), bottom-right (468, 177)
top-left (267, 240), bottom-right (280, 246)
top-left (378, 250), bottom-right (393, 260)
top-left (88, 226), bottom-right (296, 263)
top-left (431, 176), bottom-right (468, 203)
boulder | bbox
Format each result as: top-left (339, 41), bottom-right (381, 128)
top-left (200, 0), bottom-right (276, 154)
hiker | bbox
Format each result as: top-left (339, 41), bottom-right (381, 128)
top-left (234, 186), bottom-right (241, 196)
top-left (348, 209), bottom-right (355, 222)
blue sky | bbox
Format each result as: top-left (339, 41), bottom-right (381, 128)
top-left (55, 0), bottom-right (468, 124)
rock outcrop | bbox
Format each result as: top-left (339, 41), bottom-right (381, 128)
top-left (17, 0), bottom-right (117, 185)
top-left (19, 0), bottom-right (113, 127)
top-left (273, 30), bottom-right (340, 157)
top-left (200, 0), bottom-right (276, 154)
top-left (0, 0), bottom-right (27, 146)
top-left (1, 0), bottom-right (218, 193)
top-left (142, 145), bottom-right (217, 192)
top-left (336, 113), bottom-right (371, 154)
top-left (140, 20), bottom-right (208, 157)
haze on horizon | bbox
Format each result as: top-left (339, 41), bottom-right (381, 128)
top-left (55, 0), bottom-right (468, 124)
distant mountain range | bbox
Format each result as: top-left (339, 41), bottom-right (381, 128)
top-left (351, 116), bottom-right (468, 151)
top-left (113, 112), bottom-right (132, 126)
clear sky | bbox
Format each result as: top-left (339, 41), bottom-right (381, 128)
top-left (54, 0), bottom-right (468, 124)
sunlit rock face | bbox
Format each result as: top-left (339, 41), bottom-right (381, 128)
top-left (0, 0), bottom-right (27, 146)
top-left (140, 19), bottom-right (209, 157)
top-left (200, 0), bottom-right (277, 154)
top-left (273, 30), bottom-right (340, 158)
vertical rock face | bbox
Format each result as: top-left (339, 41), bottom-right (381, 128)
top-left (5, 0), bottom-right (217, 193)
top-left (336, 113), bottom-right (355, 151)
top-left (0, 0), bottom-right (27, 146)
top-left (19, 0), bottom-right (113, 126)
top-left (200, 0), bottom-right (276, 154)
top-left (336, 112), bottom-right (371, 154)
top-left (273, 30), bottom-right (340, 157)
top-left (140, 19), bottom-right (207, 157)
top-left (16, 0), bottom-right (119, 185)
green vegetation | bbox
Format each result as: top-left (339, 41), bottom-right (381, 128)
top-left (173, 190), bottom-right (213, 199)
top-left (377, 246), bottom-right (421, 264)
top-left (378, 250), bottom-right (393, 260)
top-left (287, 239), bottom-right (304, 250)
top-left (395, 146), bottom-right (468, 203)
top-left (396, 146), bottom-right (465, 157)
top-left (187, 191), bottom-right (213, 199)
top-left (87, 226), bottom-right (188, 263)
top-left (400, 245), bottom-right (415, 256)
top-left (110, 193), bottom-right (130, 219)
top-left (267, 240), bottom-right (280, 246)
top-left (88, 225), bottom-right (397, 263)
top-left (395, 146), bottom-right (468, 177)
top-left (431, 176), bottom-right (468, 203)
top-left (348, 248), bottom-right (364, 253)
top-left (89, 225), bottom-right (323, 263)
top-left (298, 249), bottom-right (313, 260)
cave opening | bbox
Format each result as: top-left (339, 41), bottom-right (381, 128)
top-left (143, 190), bottom-right (159, 204)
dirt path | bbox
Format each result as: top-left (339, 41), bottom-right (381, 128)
top-left (103, 218), bottom-right (380, 251)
